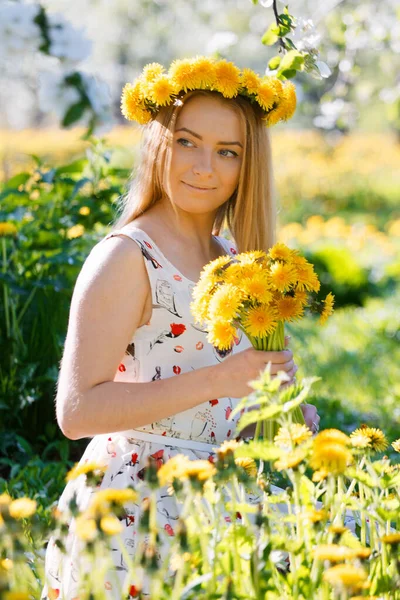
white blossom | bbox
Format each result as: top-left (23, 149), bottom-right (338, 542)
top-left (47, 13), bottom-right (92, 62)
top-left (291, 17), bottom-right (321, 53)
top-left (0, 1), bottom-right (42, 57)
top-left (206, 31), bottom-right (238, 55)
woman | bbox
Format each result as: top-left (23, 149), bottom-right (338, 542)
top-left (42, 57), bottom-right (320, 598)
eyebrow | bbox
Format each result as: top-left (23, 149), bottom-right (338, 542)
top-left (175, 127), bottom-right (243, 148)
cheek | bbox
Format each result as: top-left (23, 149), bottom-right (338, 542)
top-left (222, 160), bottom-right (242, 189)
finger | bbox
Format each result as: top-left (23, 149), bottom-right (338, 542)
top-left (284, 335), bottom-right (291, 347)
top-left (263, 350), bottom-right (293, 364)
top-left (270, 360), bottom-right (295, 376)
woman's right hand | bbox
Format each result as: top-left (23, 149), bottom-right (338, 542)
top-left (215, 346), bottom-right (298, 399)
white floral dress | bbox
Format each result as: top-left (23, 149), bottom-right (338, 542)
top-left (41, 224), bottom-right (257, 599)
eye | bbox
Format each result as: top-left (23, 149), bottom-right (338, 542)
top-left (177, 137), bottom-right (194, 147)
top-left (218, 148), bottom-right (239, 158)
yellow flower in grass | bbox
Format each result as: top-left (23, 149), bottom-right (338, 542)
top-left (242, 305), bottom-right (278, 338)
top-left (215, 439), bottom-right (242, 457)
top-left (274, 447), bottom-right (307, 471)
top-left (275, 296), bottom-right (304, 322)
top-left (392, 439), bottom-right (400, 452)
top-left (66, 224), bottom-right (85, 239)
top-left (66, 461), bottom-right (107, 482)
top-left (320, 292), bottom-right (335, 324)
top-left (350, 427), bottom-right (388, 452)
top-left (240, 68), bottom-right (261, 95)
top-left (0, 493), bottom-right (11, 505)
top-left (268, 242), bottom-right (294, 262)
top-left (240, 274), bottom-right (273, 304)
top-left (9, 498), bottom-right (37, 519)
top-left (303, 508), bottom-right (328, 524)
top-left (147, 75), bottom-right (178, 106)
top-left (75, 515), bottom-right (97, 542)
top-left (79, 206), bottom-right (90, 216)
top-left (274, 424), bottom-right (313, 448)
top-left (380, 533), bottom-right (400, 545)
top-left (0, 223), bottom-right (18, 237)
top-left (3, 593), bottom-right (31, 600)
top-left (234, 456), bottom-right (257, 477)
top-left (190, 56), bottom-right (217, 88)
top-left (314, 544), bottom-right (357, 562)
top-left (256, 77), bottom-right (278, 111)
top-left (323, 564), bottom-right (368, 591)
top-left (158, 454), bottom-right (192, 487)
top-left (100, 515), bottom-right (123, 535)
top-left (183, 460), bottom-right (217, 482)
top-left (208, 283), bottom-right (243, 321)
top-left (1, 558), bottom-right (13, 570)
top-left (310, 443), bottom-right (352, 476)
top-left (213, 59), bottom-right (241, 98)
top-left (269, 261), bottom-right (297, 292)
top-left (207, 318), bottom-right (237, 351)
top-left (314, 429), bottom-right (350, 447)
top-left (92, 488), bottom-right (138, 506)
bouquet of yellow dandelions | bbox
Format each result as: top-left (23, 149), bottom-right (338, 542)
top-left (190, 242), bottom-right (335, 434)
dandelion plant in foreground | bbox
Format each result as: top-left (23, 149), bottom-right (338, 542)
top-left (190, 242), bottom-right (335, 438)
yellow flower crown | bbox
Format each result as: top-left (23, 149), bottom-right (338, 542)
top-left (121, 56), bottom-right (297, 127)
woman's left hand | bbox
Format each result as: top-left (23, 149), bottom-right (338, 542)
top-left (301, 403), bottom-right (320, 434)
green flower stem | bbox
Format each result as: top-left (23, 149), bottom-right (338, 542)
top-left (2, 238), bottom-right (10, 339)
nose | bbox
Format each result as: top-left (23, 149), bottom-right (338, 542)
top-left (192, 148), bottom-right (214, 177)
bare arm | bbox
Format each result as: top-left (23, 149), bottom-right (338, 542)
top-left (56, 235), bottom-right (229, 440)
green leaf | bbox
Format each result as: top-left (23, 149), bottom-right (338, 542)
top-left (278, 50), bottom-right (305, 72)
top-left (5, 172), bottom-right (30, 188)
top-left (62, 102), bottom-right (86, 128)
top-left (268, 56), bottom-right (281, 70)
top-left (55, 159), bottom-right (87, 175)
top-left (279, 69), bottom-right (298, 80)
top-left (262, 24), bottom-right (280, 46)
top-left (234, 440), bottom-right (281, 461)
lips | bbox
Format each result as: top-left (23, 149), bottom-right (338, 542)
top-left (182, 181), bottom-right (216, 191)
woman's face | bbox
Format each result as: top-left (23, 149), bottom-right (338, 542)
top-left (166, 94), bottom-right (244, 215)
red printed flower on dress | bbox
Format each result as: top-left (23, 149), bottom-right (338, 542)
top-left (149, 322), bottom-right (187, 352)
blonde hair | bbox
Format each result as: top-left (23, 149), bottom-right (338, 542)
top-left (113, 89), bottom-right (276, 253)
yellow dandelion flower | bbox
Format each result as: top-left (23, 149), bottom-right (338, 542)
top-left (121, 81), bottom-right (151, 124)
top-left (0, 223), bottom-right (18, 237)
top-left (268, 242), bottom-right (294, 262)
top-left (169, 58), bottom-right (198, 92)
top-left (274, 424), bottom-right (313, 448)
top-left (190, 56), bottom-right (217, 88)
top-left (208, 283), bottom-right (244, 322)
top-left (142, 62), bottom-right (165, 84)
top-left (323, 564), bottom-right (368, 590)
top-left (3, 593), bottom-right (31, 600)
top-left (294, 289), bottom-right (309, 306)
top-left (328, 525), bottom-right (349, 535)
top-left (0, 493), bottom-right (11, 504)
top-left (9, 498), bottom-right (37, 519)
top-left (256, 77), bottom-right (278, 111)
top-left (269, 262), bottom-right (297, 292)
top-left (79, 206), bottom-right (90, 216)
top-left (207, 318), bottom-right (237, 351)
top-left (295, 263), bottom-right (321, 293)
top-left (234, 456), bottom-right (257, 477)
top-left (310, 443), bottom-right (352, 476)
top-left (201, 254), bottom-right (232, 278)
top-left (75, 515), bottom-right (97, 542)
top-left (380, 533), bottom-right (400, 545)
top-left (184, 460), bottom-right (216, 481)
top-left (274, 447), bottom-right (306, 471)
top-left (320, 292), bottom-right (335, 324)
top-left (238, 250), bottom-right (268, 265)
top-left (392, 439), bottom-right (400, 452)
top-left (350, 434), bottom-right (371, 449)
top-left (314, 544), bottom-right (357, 563)
top-left (303, 508), bottom-right (328, 523)
top-left (350, 427), bottom-right (388, 453)
top-left (275, 296), bottom-right (304, 322)
top-left (148, 74), bottom-right (178, 106)
top-left (92, 488), bottom-right (138, 506)
top-left (349, 596), bottom-right (378, 600)
top-left (240, 68), bottom-right (261, 95)
top-left (100, 515), bottom-right (123, 536)
top-left (267, 80), bottom-right (297, 126)
top-left (353, 547), bottom-right (371, 560)
top-left (314, 429), bottom-right (350, 447)
top-left (242, 305), bottom-right (278, 338)
top-left (66, 461), bottom-right (107, 482)
top-left (213, 59), bottom-right (241, 98)
top-left (66, 224), bottom-right (85, 240)
top-left (312, 468), bottom-right (329, 482)
top-left (215, 439), bottom-right (241, 457)
top-left (158, 454), bottom-right (192, 487)
top-left (1, 558), bottom-right (13, 570)
top-left (239, 274), bottom-right (273, 304)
